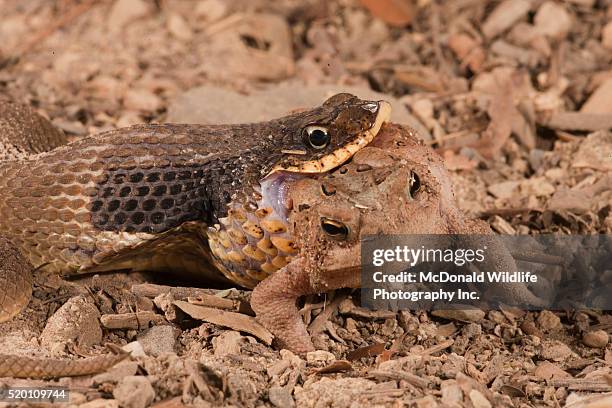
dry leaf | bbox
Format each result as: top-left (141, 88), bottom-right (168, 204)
top-left (346, 342), bottom-right (386, 361)
top-left (436, 323), bottom-right (457, 337)
top-left (314, 360), bottom-right (353, 374)
top-left (534, 361), bottom-right (572, 381)
top-left (359, 0), bottom-right (415, 27)
top-left (500, 384), bottom-right (526, 398)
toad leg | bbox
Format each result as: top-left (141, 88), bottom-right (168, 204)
top-left (251, 257), bottom-right (316, 356)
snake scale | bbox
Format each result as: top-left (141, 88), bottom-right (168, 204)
top-left (0, 94), bottom-right (391, 378)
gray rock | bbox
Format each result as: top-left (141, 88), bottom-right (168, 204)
top-left (137, 325), bottom-right (176, 357)
top-left (166, 83), bottom-right (429, 139)
top-left (269, 385), bottom-right (295, 408)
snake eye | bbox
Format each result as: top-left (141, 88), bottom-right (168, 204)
top-left (305, 126), bottom-right (330, 149)
top-left (408, 171), bottom-right (421, 199)
top-left (320, 217), bottom-right (349, 239)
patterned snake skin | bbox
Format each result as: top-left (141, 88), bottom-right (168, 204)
top-left (0, 95), bottom-right (390, 378)
top-left (0, 353), bottom-right (128, 378)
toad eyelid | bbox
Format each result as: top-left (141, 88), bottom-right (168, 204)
top-left (305, 125), bottom-right (328, 133)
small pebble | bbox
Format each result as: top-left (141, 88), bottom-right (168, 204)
top-left (138, 325), bottom-right (176, 357)
top-left (582, 330), bottom-right (609, 348)
top-left (113, 376), bottom-right (155, 408)
top-left (108, 0), bottom-right (150, 32)
top-left (540, 340), bottom-right (574, 361)
top-left (268, 385), bottom-right (295, 408)
top-left (122, 341), bottom-right (147, 357)
top-left (469, 389), bottom-right (492, 408)
top-left (306, 350), bottom-right (335, 367)
top-left (537, 310), bottom-right (561, 332)
top-left (123, 89), bottom-right (162, 112)
top-left (195, 0), bottom-right (228, 21)
top-left (521, 320), bottom-right (542, 337)
top-left (167, 13), bottom-right (193, 41)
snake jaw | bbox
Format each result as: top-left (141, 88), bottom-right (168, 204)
top-left (258, 172), bottom-right (303, 223)
top-left (267, 100), bottom-right (392, 176)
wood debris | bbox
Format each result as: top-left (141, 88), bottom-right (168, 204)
top-left (173, 300), bottom-right (273, 345)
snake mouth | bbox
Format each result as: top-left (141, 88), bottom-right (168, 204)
top-left (259, 171), bottom-right (303, 223)
top-left (268, 100), bottom-right (392, 175)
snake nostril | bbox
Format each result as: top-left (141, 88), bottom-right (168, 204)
top-left (408, 170), bottom-right (421, 199)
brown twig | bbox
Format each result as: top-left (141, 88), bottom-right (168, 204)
top-left (415, 339), bottom-right (454, 356)
top-left (308, 291), bottom-right (349, 336)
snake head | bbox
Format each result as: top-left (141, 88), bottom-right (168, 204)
top-left (267, 93), bottom-right (391, 176)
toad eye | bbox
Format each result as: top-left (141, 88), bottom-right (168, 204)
top-left (304, 126), bottom-right (330, 149)
top-left (320, 217), bottom-right (349, 239)
top-left (408, 171), bottom-right (421, 199)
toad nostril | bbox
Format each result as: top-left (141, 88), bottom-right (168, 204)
top-left (321, 182), bottom-right (336, 196)
top-left (320, 217), bottom-right (349, 239)
top-left (408, 170), bottom-right (421, 198)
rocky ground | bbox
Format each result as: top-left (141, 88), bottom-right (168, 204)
top-left (0, 0), bottom-right (611, 407)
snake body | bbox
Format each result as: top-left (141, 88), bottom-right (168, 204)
top-left (0, 353), bottom-right (129, 378)
top-left (0, 95), bottom-right (390, 378)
